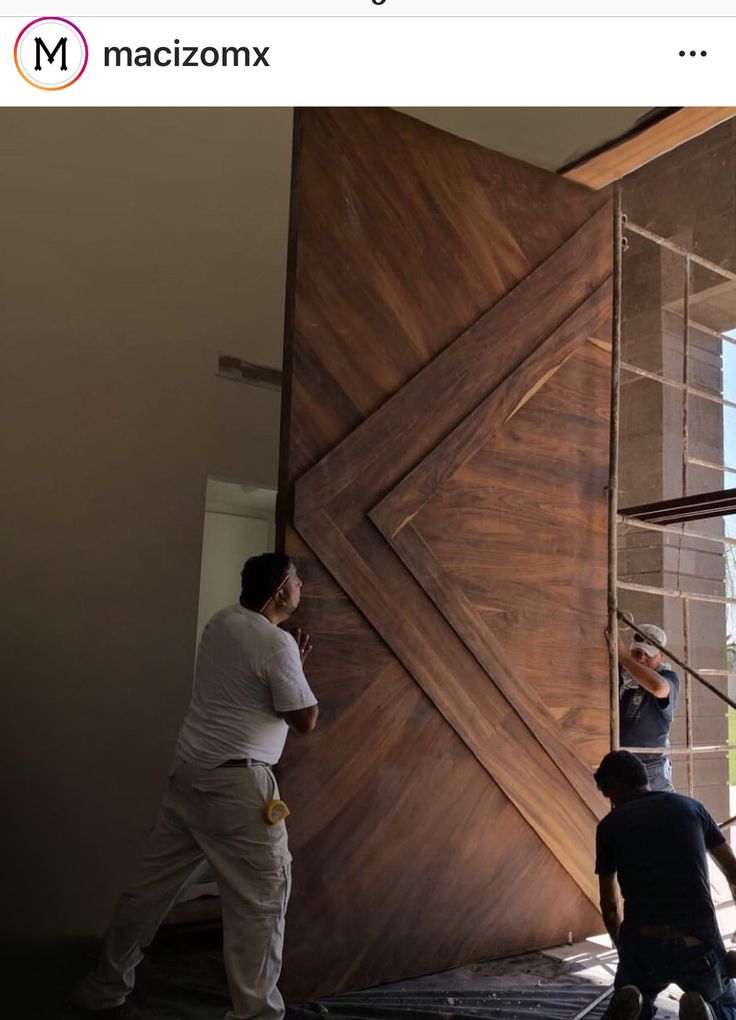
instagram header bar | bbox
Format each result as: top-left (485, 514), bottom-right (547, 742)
top-left (1, 14), bottom-right (734, 105)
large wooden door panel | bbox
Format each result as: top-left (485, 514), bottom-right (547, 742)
top-left (414, 337), bottom-right (612, 764)
top-left (293, 224), bottom-right (610, 900)
top-left (294, 206), bottom-right (611, 521)
top-left (278, 108), bottom-right (612, 998)
top-left (281, 629), bottom-right (603, 998)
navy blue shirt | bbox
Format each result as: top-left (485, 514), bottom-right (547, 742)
top-left (596, 791), bottom-right (724, 945)
top-left (620, 667), bottom-right (679, 762)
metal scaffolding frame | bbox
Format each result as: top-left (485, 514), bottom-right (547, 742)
top-left (610, 204), bottom-right (736, 820)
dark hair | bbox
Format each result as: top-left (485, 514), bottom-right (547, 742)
top-left (594, 750), bottom-right (648, 794)
top-left (240, 552), bottom-right (292, 611)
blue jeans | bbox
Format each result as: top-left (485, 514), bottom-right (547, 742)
top-left (642, 757), bottom-right (674, 792)
top-left (615, 933), bottom-right (736, 1020)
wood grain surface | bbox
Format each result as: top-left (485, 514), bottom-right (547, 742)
top-left (277, 108), bottom-right (612, 1001)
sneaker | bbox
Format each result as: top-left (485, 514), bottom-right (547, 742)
top-left (680, 991), bottom-right (716, 1020)
top-left (605, 985), bottom-right (643, 1020)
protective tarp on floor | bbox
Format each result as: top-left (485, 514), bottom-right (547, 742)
top-left (47, 928), bottom-right (680, 1020)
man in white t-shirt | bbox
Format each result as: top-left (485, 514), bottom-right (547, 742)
top-left (71, 553), bottom-right (318, 1020)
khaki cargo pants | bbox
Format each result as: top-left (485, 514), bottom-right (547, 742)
top-left (72, 761), bottom-right (291, 1020)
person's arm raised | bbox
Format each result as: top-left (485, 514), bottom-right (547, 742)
top-left (618, 636), bottom-right (670, 698)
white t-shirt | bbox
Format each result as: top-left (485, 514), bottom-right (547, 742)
top-left (174, 605), bottom-right (317, 768)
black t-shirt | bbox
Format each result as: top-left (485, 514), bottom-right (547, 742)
top-left (620, 667), bottom-right (679, 762)
top-left (595, 791), bottom-right (724, 945)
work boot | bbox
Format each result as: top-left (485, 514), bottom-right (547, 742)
top-left (605, 985), bottom-right (643, 1020)
top-left (680, 991), bottom-right (716, 1020)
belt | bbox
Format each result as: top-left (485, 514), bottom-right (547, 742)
top-left (634, 924), bottom-right (702, 946)
top-left (218, 758), bottom-right (272, 769)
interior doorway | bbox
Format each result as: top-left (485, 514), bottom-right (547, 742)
top-left (195, 479), bottom-right (277, 644)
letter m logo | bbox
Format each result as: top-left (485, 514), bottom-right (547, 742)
top-left (35, 35), bottom-right (67, 71)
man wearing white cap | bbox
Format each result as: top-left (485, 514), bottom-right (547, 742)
top-left (618, 623), bottom-right (680, 792)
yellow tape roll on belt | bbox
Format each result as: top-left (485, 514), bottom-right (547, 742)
top-left (263, 799), bottom-right (290, 825)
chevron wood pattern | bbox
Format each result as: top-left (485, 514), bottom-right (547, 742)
top-left (277, 108), bottom-right (612, 1000)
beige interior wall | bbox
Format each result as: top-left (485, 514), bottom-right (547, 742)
top-left (0, 108), bottom-right (290, 943)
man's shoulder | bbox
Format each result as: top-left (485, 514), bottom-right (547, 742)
top-left (206, 605), bottom-right (282, 647)
top-left (212, 603), bottom-right (243, 622)
top-left (267, 626), bottom-right (298, 655)
top-left (597, 808), bottom-right (619, 835)
top-left (666, 791), bottom-right (695, 804)
top-left (643, 791), bottom-right (700, 813)
top-left (246, 617), bottom-right (299, 662)
top-left (628, 791), bottom-right (705, 819)
top-left (605, 791), bottom-right (688, 821)
top-left (205, 604), bottom-right (254, 633)
top-left (666, 791), bottom-right (710, 817)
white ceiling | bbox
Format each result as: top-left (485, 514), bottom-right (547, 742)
top-left (400, 107), bottom-right (657, 172)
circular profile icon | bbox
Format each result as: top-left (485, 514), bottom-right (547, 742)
top-left (14, 17), bottom-right (88, 91)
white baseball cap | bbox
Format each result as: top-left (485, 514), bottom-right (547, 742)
top-left (631, 623), bottom-right (667, 658)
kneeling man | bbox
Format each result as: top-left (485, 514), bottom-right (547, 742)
top-left (595, 751), bottom-right (736, 1020)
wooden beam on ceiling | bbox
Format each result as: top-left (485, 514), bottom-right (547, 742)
top-left (563, 107), bottom-right (736, 190)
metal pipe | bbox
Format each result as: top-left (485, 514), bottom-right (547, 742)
top-left (623, 745), bottom-right (736, 756)
top-left (618, 515), bottom-right (736, 548)
top-left (626, 221), bottom-right (736, 283)
top-left (683, 256), bottom-right (694, 796)
top-left (683, 255), bottom-right (691, 501)
top-left (618, 581), bottom-right (736, 607)
top-left (688, 457), bottom-right (736, 475)
top-left (569, 986), bottom-right (614, 1020)
top-left (620, 361), bottom-right (736, 412)
top-left (685, 320), bottom-right (728, 342)
top-left (684, 598), bottom-right (695, 795)
top-left (609, 184), bottom-right (623, 751)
